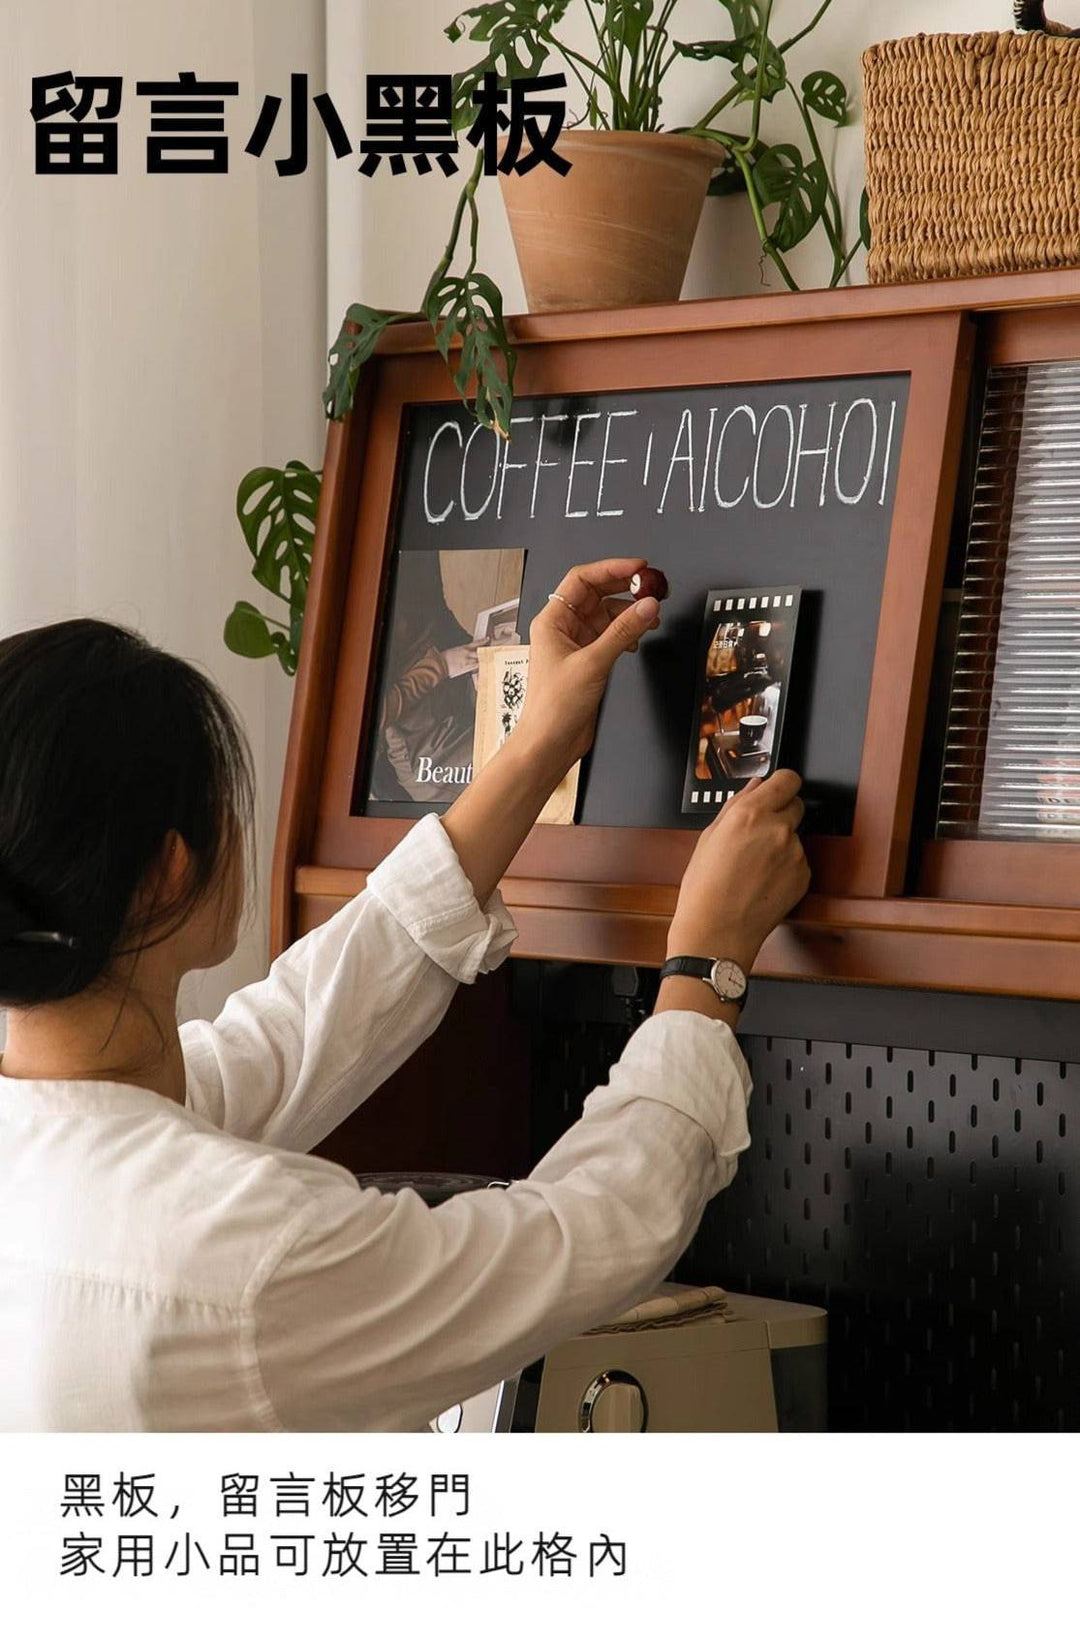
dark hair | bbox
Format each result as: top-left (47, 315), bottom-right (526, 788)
top-left (0, 619), bottom-right (254, 1007)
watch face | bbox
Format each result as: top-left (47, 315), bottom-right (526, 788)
top-left (711, 959), bottom-right (747, 1001)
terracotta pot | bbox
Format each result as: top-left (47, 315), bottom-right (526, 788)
top-left (498, 129), bottom-right (720, 312)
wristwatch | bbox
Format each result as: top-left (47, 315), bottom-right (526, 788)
top-left (659, 955), bottom-right (750, 1009)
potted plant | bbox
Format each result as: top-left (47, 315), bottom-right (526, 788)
top-left (489, 0), bottom-right (863, 312)
top-left (228, 0), bottom-right (866, 674)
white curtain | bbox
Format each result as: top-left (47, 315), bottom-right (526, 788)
top-left (0, 0), bottom-right (327, 1020)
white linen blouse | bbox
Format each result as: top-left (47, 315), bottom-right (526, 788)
top-left (0, 815), bottom-right (752, 1431)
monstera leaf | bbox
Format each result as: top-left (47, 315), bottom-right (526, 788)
top-left (426, 270), bottom-right (516, 439)
top-left (752, 143), bottom-right (827, 251)
top-left (730, 42), bottom-right (785, 101)
top-left (225, 461), bottom-right (322, 676)
top-left (676, 1), bottom-right (786, 103)
top-left (801, 69), bottom-right (848, 125)
top-left (676, 36), bottom-right (785, 103)
top-left (446, 1), bottom-right (568, 129)
top-left (324, 303), bottom-right (406, 422)
top-left (679, 0), bottom-right (767, 45)
top-left (611, 0), bottom-right (655, 54)
top-left (674, 37), bottom-right (743, 61)
top-left (720, 0), bottom-right (768, 30)
top-left (224, 601), bottom-right (279, 660)
top-left (236, 461), bottom-right (320, 602)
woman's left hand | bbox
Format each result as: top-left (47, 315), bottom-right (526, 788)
top-left (514, 558), bottom-right (663, 776)
top-left (441, 558), bottom-right (663, 907)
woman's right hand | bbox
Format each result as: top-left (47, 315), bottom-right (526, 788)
top-left (667, 770), bottom-right (810, 972)
top-left (513, 558), bottom-right (658, 780)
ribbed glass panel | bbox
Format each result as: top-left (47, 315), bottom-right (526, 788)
top-left (938, 362), bottom-right (1080, 840)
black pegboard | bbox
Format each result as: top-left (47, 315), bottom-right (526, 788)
top-left (512, 965), bottom-right (1080, 1432)
top-left (681, 1037), bottom-right (1080, 1432)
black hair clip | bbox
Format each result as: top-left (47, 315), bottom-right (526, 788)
top-left (11, 931), bottom-right (79, 949)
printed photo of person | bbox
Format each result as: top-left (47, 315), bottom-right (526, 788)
top-left (367, 548), bottom-right (525, 806)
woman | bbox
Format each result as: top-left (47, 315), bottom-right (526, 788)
top-left (0, 558), bottom-right (808, 1431)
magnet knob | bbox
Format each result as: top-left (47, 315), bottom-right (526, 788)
top-left (629, 568), bottom-right (669, 602)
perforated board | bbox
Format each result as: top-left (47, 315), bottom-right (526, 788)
top-left (683, 1035), bottom-right (1080, 1432)
top-left (514, 965), bottom-right (1080, 1432)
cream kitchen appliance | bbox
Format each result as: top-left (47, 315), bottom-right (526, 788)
top-left (526, 1283), bottom-right (827, 1432)
top-left (354, 1173), bottom-right (827, 1433)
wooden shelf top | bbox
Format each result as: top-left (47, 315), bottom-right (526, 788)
top-left (374, 266), bottom-right (1080, 355)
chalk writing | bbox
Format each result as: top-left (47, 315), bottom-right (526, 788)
top-left (422, 390), bottom-right (901, 527)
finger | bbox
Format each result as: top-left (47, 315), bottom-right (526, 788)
top-left (589, 597), bottom-right (636, 641)
top-left (775, 795), bottom-right (806, 832)
top-left (553, 558), bottom-right (648, 614)
top-left (587, 595), bottom-right (660, 672)
top-left (573, 608), bottom-right (609, 647)
top-left (538, 597), bottom-right (605, 649)
top-left (565, 600), bottom-right (614, 643)
top-left (707, 776), bottom-right (763, 825)
top-left (751, 768), bottom-right (803, 811)
top-left (582, 601), bottom-right (614, 640)
top-left (705, 773), bottom-right (792, 836)
top-left (728, 775), bottom-right (765, 806)
top-left (622, 608), bottom-right (661, 654)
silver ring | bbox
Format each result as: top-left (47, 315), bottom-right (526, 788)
top-left (547, 592), bottom-right (579, 614)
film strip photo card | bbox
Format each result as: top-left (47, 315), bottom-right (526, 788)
top-left (682, 586), bottom-right (803, 816)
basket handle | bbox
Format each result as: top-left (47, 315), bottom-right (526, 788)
top-left (1014, 1), bottom-right (1080, 35)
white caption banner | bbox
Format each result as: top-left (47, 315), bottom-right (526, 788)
top-left (0, 1433), bottom-right (1075, 1638)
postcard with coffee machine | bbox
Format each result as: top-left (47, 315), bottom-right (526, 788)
top-left (682, 586), bottom-right (803, 815)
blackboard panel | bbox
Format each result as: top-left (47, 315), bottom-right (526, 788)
top-left (358, 373), bottom-right (909, 834)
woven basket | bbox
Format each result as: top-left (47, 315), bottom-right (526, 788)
top-left (862, 31), bottom-right (1080, 284)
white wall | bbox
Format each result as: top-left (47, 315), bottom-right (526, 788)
top-left (1, 0), bottom-right (327, 1021)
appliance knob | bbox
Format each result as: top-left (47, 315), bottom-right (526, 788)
top-left (578, 1370), bottom-right (648, 1432)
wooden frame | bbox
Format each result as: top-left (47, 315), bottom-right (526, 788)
top-left (273, 268), bottom-right (1080, 1000)
top-left (314, 313), bottom-right (968, 901)
top-left (915, 303), bottom-right (1080, 917)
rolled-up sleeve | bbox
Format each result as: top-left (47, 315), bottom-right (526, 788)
top-left (252, 1010), bottom-right (752, 1432)
top-left (366, 812), bottom-right (516, 984)
top-left (552, 1010), bottom-right (752, 1189)
top-left (180, 815), bottom-right (517, 1152)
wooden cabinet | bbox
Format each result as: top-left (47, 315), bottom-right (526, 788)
top-left (274, 269), bottom-right (1080, 1000)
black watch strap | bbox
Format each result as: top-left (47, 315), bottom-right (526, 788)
top-left (659, 955), bottom-right (749, 1008)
